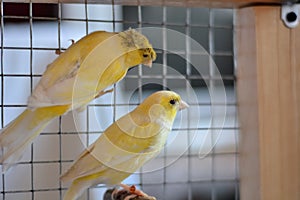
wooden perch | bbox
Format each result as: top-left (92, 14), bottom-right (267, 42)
top-left (103, 189), bottom-right (156, 200)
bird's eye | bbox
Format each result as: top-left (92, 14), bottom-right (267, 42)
top-left (143, 54), bottom-right (148, 58)
top-left (169, 99), bottom-right (176, 105)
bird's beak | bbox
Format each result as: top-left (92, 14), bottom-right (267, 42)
top-left (179, 100), bottom-right (189, 110)
top-left (143, 60), bottom-right (153, 68)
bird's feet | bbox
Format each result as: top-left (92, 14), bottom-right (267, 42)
top-left (55, 39), bottom-right (76, 55)
top-left (94, 88), bottom-right (114, 99)
top-left (121, 184), bottom-right (148, 197)
top-left (110, 183), bottom-right (149, 200)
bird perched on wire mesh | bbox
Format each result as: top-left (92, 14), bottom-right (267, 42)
top-left (0, 29), bottom-right (156, 173)
top-left (60, 90), bottom-right (188, 200)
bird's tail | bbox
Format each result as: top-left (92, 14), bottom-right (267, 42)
top-left (0, 106), bottom-right (68, 173)
top-left (63, 179), bottom-right (91, 200)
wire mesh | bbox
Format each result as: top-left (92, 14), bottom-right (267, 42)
top-left (0, 2), bottom-right (239, 200)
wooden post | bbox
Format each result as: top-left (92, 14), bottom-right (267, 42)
top-left (237, 6), bottom-right (300, 200)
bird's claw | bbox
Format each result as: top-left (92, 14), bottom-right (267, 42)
top-left (55, 39), bottom-right (76, 55)
top-left (55, 49), bottom-right (63, 55)
top-left (94, 88), bottom-right (114, 99)
top-left (119, 183), bottom-right (148, 198)
top-left (129, 185), bottom-right (136, 193)
top-left (69, 39), bottom-right (75, 45)
top-left (110, 187), bottom-right (138, 200)
top-left (128, 185), bottom-right (147, 196)
top-left (107, 187), bottom-right (156, 200)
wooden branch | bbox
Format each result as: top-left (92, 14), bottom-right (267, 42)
top-left (103, 189), bottom-right (156, 200)
top-left (3, 0), bottom-right (282, 8)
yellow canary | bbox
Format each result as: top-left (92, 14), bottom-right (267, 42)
top-left (60, 90), bottom-right (188, 200)
top-left (0, 29), bottom-right (156, 172)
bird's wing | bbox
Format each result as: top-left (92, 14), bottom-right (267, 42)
top-left (28, 31), bottom-right (126, 109)
top-left (60, 115), bottom-right (167, 183)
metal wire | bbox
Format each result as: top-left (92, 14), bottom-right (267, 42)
top-left (0, 3), bottom-right (238, 200)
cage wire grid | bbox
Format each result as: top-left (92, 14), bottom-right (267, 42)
top-left (0, 2), bottom-right (239, 200)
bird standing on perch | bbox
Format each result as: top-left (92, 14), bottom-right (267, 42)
top-left (0, 29), bottom-right (156, 173)
top-left (60, 90), bottom-right (189, 200)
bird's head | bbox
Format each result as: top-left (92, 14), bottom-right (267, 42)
top-left (119, 29), bottom-right (156, 68)
top-left (153, 90), bottom-right (189, 115)
top-left (137, 90), bottom-right (189, 124)
top-left (139, 47), bottom-right (156, 67)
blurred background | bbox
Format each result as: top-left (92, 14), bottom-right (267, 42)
top-left (0, 3), bottom-right (238, 200)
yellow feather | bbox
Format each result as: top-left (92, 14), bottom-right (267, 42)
top-left (60, 90), bottom-right (188, 200)
top-left (0, 29), bottom-right (156, 173)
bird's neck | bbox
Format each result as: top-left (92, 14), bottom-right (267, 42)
top-left (124, 50), bottom-right (143, 68)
